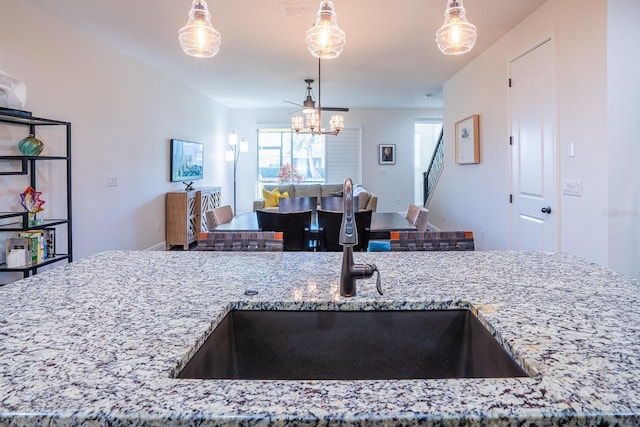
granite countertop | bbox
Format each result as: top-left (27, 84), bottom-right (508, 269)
top-left (1, 250), bottom-right (639, 426)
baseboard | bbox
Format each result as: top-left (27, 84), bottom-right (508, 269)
top-left (146, 241), bottom-right (167, 251)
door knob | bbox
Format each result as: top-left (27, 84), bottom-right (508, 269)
top-left (541, 206), bottom-right (552, 214)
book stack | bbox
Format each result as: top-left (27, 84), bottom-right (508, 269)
top-left (5, 229), bottom-right (55, 267)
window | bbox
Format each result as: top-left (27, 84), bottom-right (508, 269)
top-left (257, 127), bottom-right (361, 189)
top-left (257, 129), bottom-right (326, 184)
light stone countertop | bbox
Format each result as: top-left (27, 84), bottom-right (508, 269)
top-left (1, 250), bottom-right (639, 426)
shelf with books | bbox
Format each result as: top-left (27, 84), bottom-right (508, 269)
top-left (0, 255), bottom-right (70, 274)
top-left (5, 228), bottom-right (59, 269)
top-left (0, 110), bottom-right (72, 281)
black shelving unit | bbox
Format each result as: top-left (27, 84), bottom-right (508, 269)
top-left (0, 109), bottom-right (72, 279)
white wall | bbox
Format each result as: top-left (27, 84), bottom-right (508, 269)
top-left (608, 0), bottom-right (640, 279)
top-left (433, 0), bottom-right (614, 269)
top-left (0, 1), bottom-right (229, 282)
top-left (229, 108), bottom-right (442, 213)
top-left (6, 0), bottom-right (633, 281)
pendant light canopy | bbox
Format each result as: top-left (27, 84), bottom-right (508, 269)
top-left (436, 0), bottom-right (477, 55)
top-left (305, 1), bottom-right (346, 59)
top-left (178, 0), bottom-right (222, 58)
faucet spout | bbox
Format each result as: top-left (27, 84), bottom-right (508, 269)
top-left (339, 178), bottom-right (383, 297)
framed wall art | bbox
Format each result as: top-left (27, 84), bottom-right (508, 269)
top-left (379, 144), bottom-right (396, 165)
top-left (455, 115), bottom-right (480, 164)
top-left (170, 139), bottom-right (204, 182)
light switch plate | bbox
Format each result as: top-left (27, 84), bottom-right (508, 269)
top-left (562, 179), bottom-right (582, 196)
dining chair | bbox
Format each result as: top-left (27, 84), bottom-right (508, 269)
top-left (413, 208), bottom-right (430, 232)
top-left (204, 210), bottom-right (217, 230)
top-left (195, 231), bottom-right (284, 251)
top-left (405, 204), bottom-right (422, 224)
top-left (278, 196), bottom-right (318, 229)
top-left (390, 231), bottom-right (474, 251)
top-left (256, 209), bottom-right (313, 251)
top-left (278, 196), bottom-right (317, 216)
top-left (206, 204), bottom-right (234, 230)
top-left (316, 209), bottom-right (372, 252)
top-left (319, 196), bottom-right (359, 212)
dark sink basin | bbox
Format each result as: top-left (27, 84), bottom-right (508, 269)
top-left (177, 310), bottom-right (529, 380)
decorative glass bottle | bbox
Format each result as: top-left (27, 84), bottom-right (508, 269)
top-left (18, 134), bottom-right (44, 156)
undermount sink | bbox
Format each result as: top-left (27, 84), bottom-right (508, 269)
top-left (177, 309), bottom-right (529, 380)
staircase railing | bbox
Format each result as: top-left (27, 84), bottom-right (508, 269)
top-left (422, 127), bottom-right (444, 206)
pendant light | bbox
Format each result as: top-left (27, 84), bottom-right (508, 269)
top-left (436, 0), bottom-right (477, 55)
top-left (291, 59), bottom-right (345, 136)
top-left (305, 0), bottom-right (346, 59)
top-left (178, 0), bottom-right (222, 58)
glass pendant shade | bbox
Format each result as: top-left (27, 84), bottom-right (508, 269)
top-left (306, 111), bottom-right (319, 131)
top-left (330, 114), bottom-right (344, 133)
top-left (306, 1), bottom-right (346, 59)
top-left (292, 116), bottom-right (304, 133)
top-left (436, 0), bottom-right (477, 55)
top-left (178, 0), bottom-right (222, 58)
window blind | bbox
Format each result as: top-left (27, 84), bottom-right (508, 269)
top-left (325, 127), bottom-right (362, 184)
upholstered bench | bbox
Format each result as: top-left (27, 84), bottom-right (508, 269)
top-left (196, 231), bottom-right (283, 251)
top-left (390, 231), bottom-right (475, 251)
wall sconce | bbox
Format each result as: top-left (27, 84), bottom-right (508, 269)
top-left (226, 131), bottom-right (248, 213)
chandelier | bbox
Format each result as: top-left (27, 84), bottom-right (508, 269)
top-left (305, 0), bottom-right (346, 59)
top-left (291, 59), bottom-right (345, 136)
top-left (435, 0), bottom-right (477, 55)
top-left (178, 0), bottom-right (222, 58)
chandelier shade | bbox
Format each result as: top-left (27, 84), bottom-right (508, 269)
top-left (291, 116), bottom-right (304, 133)
top-left (178, 0), bottom-right (222, 58)
top-left (436, 0), bottom-right (477, 55)
top-left (292, 112), bottom-right (344, 135)
top-left (329, 114), bottom-right (344, 133)
top-left (305, 0), bottom-right (346, 59)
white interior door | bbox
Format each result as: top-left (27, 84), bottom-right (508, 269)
top-left (510, 38), bottom-right (557, 250)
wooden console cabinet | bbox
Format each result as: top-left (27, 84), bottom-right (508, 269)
top-left (166, 187), bottom-right (220, 250)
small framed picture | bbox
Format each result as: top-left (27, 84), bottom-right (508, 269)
top-left (379, 144), bottom-right (396, 165)
top-left (455, 115), bottom-right (480, 164)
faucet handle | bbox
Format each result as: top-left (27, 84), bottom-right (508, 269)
top-left (353, 263), bottom-right (383, 295)
top-left (371, 264), bottom-right (383, 295)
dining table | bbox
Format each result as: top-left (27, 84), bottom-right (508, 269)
top-left (214, 211), bottom-right (416, 239)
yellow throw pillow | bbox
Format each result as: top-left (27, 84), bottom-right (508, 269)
top-left (262, 188), bottom-right (281, 207)
top-left (262, 188), bottom-right (291, 207)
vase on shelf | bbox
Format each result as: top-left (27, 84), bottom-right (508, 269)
top-left (18, 134), bottom-right (44, 156)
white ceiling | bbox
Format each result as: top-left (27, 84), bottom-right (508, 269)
top-left (25, 0), bottom-right (547, 110)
